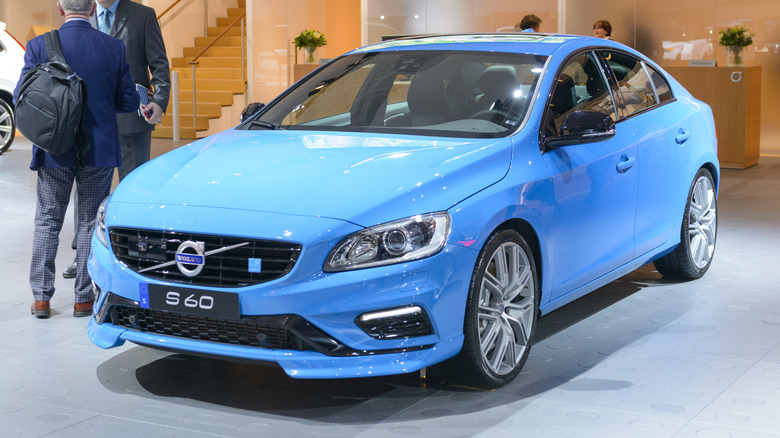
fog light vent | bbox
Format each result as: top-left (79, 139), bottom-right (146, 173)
top-left (355, 306), bottom-right (433, 340)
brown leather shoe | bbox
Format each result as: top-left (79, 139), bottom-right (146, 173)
top-left (73, 300), bottom-right (94, 317)
top-left (31, 301), bottom-right (51, 319)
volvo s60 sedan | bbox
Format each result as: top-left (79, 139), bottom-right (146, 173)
top-left (88, 34), bottom-right (718, 389)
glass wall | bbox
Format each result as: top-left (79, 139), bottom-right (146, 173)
top-left (366, 0), bottom-right (780, 156)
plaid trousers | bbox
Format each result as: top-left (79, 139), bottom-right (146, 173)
top-left (30, 166), bottom-right (113, 303)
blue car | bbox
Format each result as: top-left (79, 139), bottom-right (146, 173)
top-left (88, 34), bottom-right (718, 389)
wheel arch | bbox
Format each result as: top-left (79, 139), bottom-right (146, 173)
top-left (494, 218), bottom-right (543, 291)
top-left (0, 89), bottom-right (13, 108)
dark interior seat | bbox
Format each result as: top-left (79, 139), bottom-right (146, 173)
top-left (473, 65), bottom-right (519, 114)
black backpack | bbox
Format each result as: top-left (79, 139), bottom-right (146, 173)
top-left (15, 30), bottom-right (88, 159)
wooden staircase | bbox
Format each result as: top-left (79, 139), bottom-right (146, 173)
top-left (153, 0), bottom-right (246, 139)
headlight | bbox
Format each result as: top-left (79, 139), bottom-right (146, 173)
top-left (324, 212), bottom-right (450, 272)
top-left (95, 196), bottom-right (109, 247)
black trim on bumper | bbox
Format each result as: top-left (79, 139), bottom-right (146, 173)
top-left (95, 292), bottom-right (435, 358)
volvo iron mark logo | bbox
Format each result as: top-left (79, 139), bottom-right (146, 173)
top-left (175, 241), bottom-right (206, 277)
top-left (137, 240), bottom-right (251, 277)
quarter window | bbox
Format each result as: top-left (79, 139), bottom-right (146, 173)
top-left (602, 51), bottom-right (658, 116)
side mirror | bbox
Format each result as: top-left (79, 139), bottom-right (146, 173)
top-left (546, 111), bottom-right (616, 149)
top-left (240, 102), bottom-right (265, 122)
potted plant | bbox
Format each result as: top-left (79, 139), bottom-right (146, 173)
top-left (719, 26), bottom-right (753, 66)
top-left (294, 29), bottom-right (327, 64)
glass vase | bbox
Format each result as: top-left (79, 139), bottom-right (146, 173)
top-left (304, 47), bottom-right (319, 64)
top-left (726, 45), bottom-right (743, 67)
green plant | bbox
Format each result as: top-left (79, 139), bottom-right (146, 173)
top-left (718, 26), bottom-right (753, 47)
top-left (294, 29), bottom-right (327, 49)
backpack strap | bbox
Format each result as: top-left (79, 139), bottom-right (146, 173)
top-left (45, 29), bottom-right (90, 167)
top-left (44, 30), bottom-right (74, 73)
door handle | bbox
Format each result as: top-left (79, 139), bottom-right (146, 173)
top-left (616, 154), bottom-right (635, 173)
top-left (675, 128), bottom-right (690, 144)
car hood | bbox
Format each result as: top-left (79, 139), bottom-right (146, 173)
top-left (114, 130), bottom-right (511, 227)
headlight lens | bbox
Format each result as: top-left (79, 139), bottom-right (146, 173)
top-left (95, 196), bottom-right (109, 247)
top-left (324, 212), bottom-right (450, 272)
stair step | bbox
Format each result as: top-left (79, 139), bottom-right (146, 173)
top-left (178, 79), bottom-right (245, 93)
top-left (173, 102), bottom-right (223, 117)
top-left (161, 114), bottom-right (210, 130)
top-left (217, 16), bottom-right (247, 27)
top-left (174, 67), bottom-right (245, 80)
top-left (208, 26), bottom-right (244, 37)
top-left (237, 0), bottom-right (245, 7)
top-left (172, 57), bottom-right (244, 68)
top-left (183, 46), bottom-right (243, 58)
top-left (194, 35), bottom-right (245, 47)
top-left (227, 7), bottom-right (246, 17)
top-left (178, 90), bottom-right (235, 106)
top-left (153, 126), bottom-right (199, 139)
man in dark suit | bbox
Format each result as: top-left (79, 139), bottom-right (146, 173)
top-left (61, 0), bottom-right (171, 279)
top-left (93, 0), bottom-right (170, 180)
top-left (15, 0), bottom-right (139, 318)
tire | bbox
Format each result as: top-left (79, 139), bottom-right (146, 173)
top-left (0, 98), bottom-right (15, 154)
top-left (438, 229), bottom-right (540, 389)
top-left (654, 168), bottom-right (717, 279)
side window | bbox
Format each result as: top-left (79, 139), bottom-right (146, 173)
top-left (648, 65), bottom-right (673, 103)
top-left (545, 52), bottom-right (615, 138)
top-left (603, 51), bottom-right (657, 116)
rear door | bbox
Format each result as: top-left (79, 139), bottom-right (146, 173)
top-left (599, 50), bottom-right (690, 256)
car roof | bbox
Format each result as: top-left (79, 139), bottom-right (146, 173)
top-left (348, 33), bottom-right (629, 58)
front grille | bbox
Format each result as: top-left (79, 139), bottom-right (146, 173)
top-left (111, 306), bottom-right (305, 350)
top-left (110, 228), bottom-right (302, 287)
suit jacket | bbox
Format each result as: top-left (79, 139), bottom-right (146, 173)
top-left (92, 0), bottom-right (171, 134)
top-left (14, 19), bottom-right (139, 169)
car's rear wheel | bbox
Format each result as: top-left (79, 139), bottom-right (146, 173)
top-left (654, 168), bottom-right (717, 279)
top-left (438, 229), bottom-right (539, 389)
top-left (0, 98), bottom-right (15, 154)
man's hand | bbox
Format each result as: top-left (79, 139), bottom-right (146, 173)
top-left (142, 102), bottom-right (164, 125)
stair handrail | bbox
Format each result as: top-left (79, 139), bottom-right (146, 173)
top-left (188, 11), bottom-right (246, 133)
top-left (158, 0), bottom-right (208, 35)
top-left (156, 0), bottom-right (182, 20)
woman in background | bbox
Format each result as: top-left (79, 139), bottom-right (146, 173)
top-left (593, 20), bottom-right (612, 39)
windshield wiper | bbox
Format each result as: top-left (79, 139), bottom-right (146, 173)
top-left (247, 120), bottom-right (283, 130)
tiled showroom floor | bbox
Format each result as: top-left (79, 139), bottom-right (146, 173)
top-left (1, 137), bottom-right (779, 437)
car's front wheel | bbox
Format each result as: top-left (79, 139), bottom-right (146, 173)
top-left (0, 98), bottom-right (16, 154)
top-left (439, 229), bottom-right (539, 389)
top-left (654, 168), bottom-right (717, 279)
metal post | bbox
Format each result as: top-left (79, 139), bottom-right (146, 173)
top-left (203, 0), bottom-right (208, 36)
top-left (241, 17), bottom-right (247, 105)
top-left (192, 64), bottom-right (197, 135)
top-left (172, 71), bottom-right (180, 141)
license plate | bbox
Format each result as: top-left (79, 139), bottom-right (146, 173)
top-left (143, 283), bottom-right (240, 320)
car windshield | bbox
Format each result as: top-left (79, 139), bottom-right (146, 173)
top-left (243, 50), bottom-right (548, 138)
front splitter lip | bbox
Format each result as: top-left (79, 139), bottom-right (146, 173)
top-left (87, 317), bottom-right (463, 379)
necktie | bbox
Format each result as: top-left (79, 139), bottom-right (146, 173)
top-left (100, 11), bottom-right (112, 34)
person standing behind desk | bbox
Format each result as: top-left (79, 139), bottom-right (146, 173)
top-left (516, 14), bottom-right (543, 32)
top-left (92, 0), bottom-right (170, 181)
top-left (16, 0), bottom-right (140, 318)
top-left (61, 0), bottom-right (171, 279)
top-left (593, 20), bottom-right (613, 39)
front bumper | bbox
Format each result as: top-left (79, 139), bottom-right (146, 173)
top-left (87, 231), bottom-right (478, 379)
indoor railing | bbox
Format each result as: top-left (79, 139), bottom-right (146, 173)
top-left (156, 0), bottom-right (246, 139)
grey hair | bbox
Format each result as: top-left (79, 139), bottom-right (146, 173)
top-left (58, 0), bottom-right (94, 14)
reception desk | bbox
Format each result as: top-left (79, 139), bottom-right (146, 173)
top-left (665, 66), bottom-right (761, 169)
top-left (293, 64), bottom-right (319, 83)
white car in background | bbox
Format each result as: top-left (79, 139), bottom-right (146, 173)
top-left (0, 21), bottom-right (25, 154)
